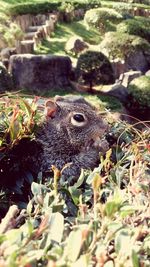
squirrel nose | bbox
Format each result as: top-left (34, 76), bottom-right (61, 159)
top-left (99, 119), bottom-right (109, 132)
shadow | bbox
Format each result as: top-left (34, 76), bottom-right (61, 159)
top-left (37, 40), bottom-right (66, 55)
top-left (67, 21), bottom-right (101, 44)
top-left (52, 24), bottom-right (71, 39)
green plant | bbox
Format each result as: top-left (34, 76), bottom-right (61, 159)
top-left (117, 17), bottom-right (150, 43)
top-left (84, 7), bottom-right (123, 33)
top-left (85, 0), bottom-right (101, 8)
top-left (7, 1), bottom-right (62, 16)
top-left (0, 12), bottom-right (23, 48)
top-left (59, 1), bottom-right (74, 13)
top-left (6, 0), bottom-right (101, 16)
top-left (99, 31), bottom-right (150, 60)
top-left (76, 50), bottom-right (115, 89)
top-left (0, 118), bottom-right (149, 266)
top-left (0, 63), bottom-right (13, 91)
top-left (127, 75), bottom-right (150, 116)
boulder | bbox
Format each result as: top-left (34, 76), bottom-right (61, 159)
top-left (9, 54), bottom-right (72, 91)
top-left (0, 47), bottom-right (16, 61)
top-left (100, 83), bottom-right (129, 103)
top-left (65, 36), bottom-right (89, 56)
top-left (16, 40), bottom-right (34, 54)
top-left (119, 70), bottom-right (142, 87)
top-left (111, 59), bottom-right (126, 79)
top-left (145, 69), bottom-right (150, 76)
top-left (126, 51), bottom-right (150, 73)
top-left (0, 62), bottom-right (13, 92)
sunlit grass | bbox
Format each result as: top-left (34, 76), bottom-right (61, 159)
top-left (35, 21), bottom-right (101, 66)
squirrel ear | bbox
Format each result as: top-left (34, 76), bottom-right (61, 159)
top-left (44, 100), bottom-right (58, 118)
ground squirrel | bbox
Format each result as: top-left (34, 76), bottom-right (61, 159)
top-left (36, 96), bottom-right (108, 184)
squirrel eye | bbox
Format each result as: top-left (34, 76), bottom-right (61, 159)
top-left (71, 113), bottom-right (87, 127)
top-left (73, 114), bottom-right (85, 122)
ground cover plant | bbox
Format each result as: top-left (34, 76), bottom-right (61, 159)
top-left (127, 76), bottom-right (150, 119)
top-left (99, 31), bottom-right (150, 60)
top-left (35, 21), bottom-right (101, 66)
top-left (117, 16), bottom-right (150, 43)
top-left (0, 94), bottom-right (149, 266)
top-left (75, 50), bottom-right (115, 89)
top-left (0, 0), bottom-right (150, 266)
top-left (84, 7), bottom-right (123, 33)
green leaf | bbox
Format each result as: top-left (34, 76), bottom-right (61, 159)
top-left (72, 169), bottom-right (85, 188)
top-left (104, 261), bottom-right (114, 267)
top-left (47, 212), bottom-right (64, 244)
top-left (68, 186), bottom-right (81, 205)
top-left (119, 205), bottom-right (136, 218)
top-left (64, 229), bottom-right (83, 262)
top-left (115, 230), bottom-right (131, 254)
top-left (105, 201), bottom-right (120, 218)
top-left (132, 250), bottom-right (140, 267)
top-left (72, 254), bottom-right (90, 267)
top-left (31, 182), bottom-right (42, 196)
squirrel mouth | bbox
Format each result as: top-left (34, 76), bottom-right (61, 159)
top-left (85, 136), bottom-right (101, 151)
top-left (84, 136), bottom-right (109, 154)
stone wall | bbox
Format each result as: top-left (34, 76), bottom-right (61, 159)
top-left (9, 54), bottom-right (72, 91)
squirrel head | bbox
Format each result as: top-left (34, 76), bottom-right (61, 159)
top-left (43, 96), bottom-right (108, 152)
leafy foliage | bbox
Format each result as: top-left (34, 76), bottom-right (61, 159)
top-left (84, 7), bottom-right (123, 33)
top-left (0, 95), bottom-right (43, 207)
top-left (127, 75), bottom-right (150, 118)
top-left (7, 0), bottom-right (101, 16)
top-left (117, 16), bottom-right (150, 43)
top-left (0, 63), bottom-right (13, 91)
top-left (99, 31), bottom-right (150, 60)
top-left (76, 50), bottom-right (115, 89)
top-left (0, 16), bottom-right (23, 49)
top-left (0, 115), bottom-right (149, 266)
top-left (0, 95), bottom-right (40, 149)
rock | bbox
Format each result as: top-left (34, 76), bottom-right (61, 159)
top-left (16, 40), bottom-right (34, 54)
top-left (119, 70), bottom-right (142, 87)
top-left (65, 36), bottom-right (89, 56)
top-left (145, 70), bottom-right (150, 76)
top-left (9, 54), bottom-right (72, 91)
top-left (0, 62), bottom-right (13, 92)
top-left (100, 83), bottom-right (129, 103)
top-left (126, 51), bottom-right (150, 73)
top-left (24, 32), bottom-right (36, 40)
top-left (0, 47), bottom-right (16, 61)
top-left (111, 59), bottom-right (126, 79)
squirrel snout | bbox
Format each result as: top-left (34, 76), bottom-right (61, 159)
top-left (98, 119), bottom-right (109, 133)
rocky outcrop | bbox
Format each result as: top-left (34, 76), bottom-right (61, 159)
top-left (119, 70), bottom-right (142, 87)
top-left (14, 13), bottom-right (58, 32)
top-left (0, 62), bottom-right (13, 92)
top-left (126, 51), bottom-right (150, 73)
top-left (145, 69), bottom-right (150, 76)
top-left (65, 36), bottom-right (88, 56)
top-left (9, 54), bottom-right (72, 91)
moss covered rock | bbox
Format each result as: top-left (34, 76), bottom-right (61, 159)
top-left (117, 17), bottom-right (150, 43)
top-left (99, 32), bottom-right (150, 72)
top-left (127, 75), bottom-right (150, 118)
top-left (0, 62), bottom-right (13, 92)
top-left (84, 7), bottom-right (123, 33)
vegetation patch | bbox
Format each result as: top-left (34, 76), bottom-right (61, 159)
top-left (117, 16), bottom-right (150, 43)
top-left (35, 21), bottom-right (101, 65)
top-left (76, 50), bottom-right (115, 89)
top-left (0, 95), bottom-right (149, 266)
top-left (6, 0), bottom-right (101, 16)
top-left (127, 75), bottom-right (150, 116)
top-left (99, 31), bottom-right (150, 60)
top-left (101, 0), bottom-right (150, 10)
top-left (84, 7), bottom-right (123, 33)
